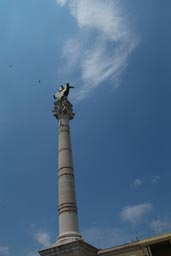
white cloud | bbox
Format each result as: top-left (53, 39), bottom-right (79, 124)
top-left (152, 176), bottom-right (160, 184)
top-left (56, 0), bottom-right (138, 100)
top-left (150, 219), bottom-right (169, 234)
top-left (56, 0), bottom-right (68, 6)
top-left (62, 38), bottom-right (81, 71)
top-left (0, 246), bottom-right (9, 255)
top-left (130, 178), bottom-right (142, 188)
top-left (121, 203), bottom-right (153, 224)
top-left (83, 227), bottom-right (129, 248)
top-left (69, 0), bottom-right (127, 41)
top-left (34, 230), bottom-right (51, 248)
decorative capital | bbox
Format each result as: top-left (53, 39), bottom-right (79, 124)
top-left (52, 97), bottom-right (75, 120)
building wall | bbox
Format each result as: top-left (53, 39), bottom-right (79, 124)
top-left (149, 240), bottom-right (171, 256)
top-left (98, 234), bottom-right (171, 256)
top-left (99, 248), bottom-right (149, 256)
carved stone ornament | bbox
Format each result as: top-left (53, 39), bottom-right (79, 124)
top-left (53, 96), bottom-right (75, 120)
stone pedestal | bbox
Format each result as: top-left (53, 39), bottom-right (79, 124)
top-left (39, 240), bottom-right (98, 256)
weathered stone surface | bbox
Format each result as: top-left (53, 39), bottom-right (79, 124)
top-left (53, 97), bottom-right (75, 120)
top-left (39, 240), bottom-right (98, 256)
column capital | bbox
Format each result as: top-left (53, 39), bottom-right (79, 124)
top-left (53, 97), bottom-right (75, 120)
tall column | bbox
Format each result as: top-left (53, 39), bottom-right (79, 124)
top-left (53, 97), bottom-right (82, 245)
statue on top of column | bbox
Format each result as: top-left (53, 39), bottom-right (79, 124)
top-left (53, 83), bottom-right (75, 120)
top-left (54, 83), bottom-right (74, 102)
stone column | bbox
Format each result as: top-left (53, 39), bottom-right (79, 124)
top-left (53, 97), bottom-right (81, 245)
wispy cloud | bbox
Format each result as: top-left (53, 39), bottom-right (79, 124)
top-left (121, 203), bottom-right (153, 224)
top-left (56, 0), bottom-right (138, 100)
top-left (56, 0), bottom-right (68, 6)
top-left (150, 219), bottom-right (170, 234)
top-left (130, 178), bottom-right (142, 188)
top-left (34, 230), bottom-right (51, 248)
top-left (82, 227), bottom-right (129, 248)
top-left (0, 246), bottom-right (9, 255)
top-left (62, 38), bottom-right (81, 71)
top-left (152, 176), bottom-right (160, 184)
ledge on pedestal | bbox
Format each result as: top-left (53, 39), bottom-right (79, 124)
top-left (39, 239), bottom-right (98, 256)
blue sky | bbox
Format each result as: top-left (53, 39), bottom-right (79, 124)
top-left (0, 0), bottom-right (171, 255)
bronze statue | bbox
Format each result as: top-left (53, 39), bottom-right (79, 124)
top-left (54, 83), bottom-right (74, 102)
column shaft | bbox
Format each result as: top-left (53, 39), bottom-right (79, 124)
top-left (57, 114), bottom-right (81, 242)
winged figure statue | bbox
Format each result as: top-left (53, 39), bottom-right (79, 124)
top-left (54, 83), bottom-right (74, 102)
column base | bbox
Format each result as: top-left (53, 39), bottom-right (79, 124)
top-left (56, 231), bottom-right (82, 246)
